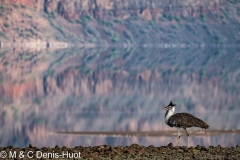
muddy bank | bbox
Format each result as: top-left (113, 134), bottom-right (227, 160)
top-left (0, 143), bottom-right (239, 159)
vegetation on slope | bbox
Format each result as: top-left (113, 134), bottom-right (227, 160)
top-left (0, 1), bottom-right (240, 44)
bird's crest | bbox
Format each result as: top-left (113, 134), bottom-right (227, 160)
top-left (163, 100), bottom-right (176, 110)
top-left (169, 100), bottom-right (175, 106)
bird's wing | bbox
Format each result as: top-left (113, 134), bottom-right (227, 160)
top-left (169, 113), bottom-right (209, 129)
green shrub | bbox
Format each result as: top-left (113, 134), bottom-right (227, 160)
top-left (163, 13), bottom-right (173, 21)
top-left (55, 25), bottom-right (64, 34)
top-left (34, 97), bottom-right (42, 105)
top-left (129, 13), bottom-right (139, 20)
top-left (0, 32), bottom-right (5, 37)
top-left (168, 15), bottom-right (173, 21)
top-left (4, 23), bottom-right (10, 28)
top-left (200, 14), bottom-right (206, 21)
top-left (112, 35), bottom-right (119, 43)
top-left (139, 29), bottom-right (146, 34)
top-left (27, 13), bottom-right (33, 18)
top-left (84, 26), bottom-right (99, 37)
top-left (202, 24), bottom-right (212, 35)
top-left (77, 15), bottom-right (92, 24)
top-left (124, 30), bottom-right (135, 43)
top-left (103, 28), bottom-right (113, 37)
top-left (76, 19), bottom-right (83, 24)
top-left (175, 16), bottom-right (181, 22)
top-left (149, 20), bottom-right (155, 26)
top-left (214, 35), bottom-right (221, 43)
top-left (0, 5), bottom-right (5, 10)
top-left (20, 31), bottom-right (32, 37)
top-left (2, 111), bottom-right (6, 117)
top-left (82, 68), bottom-right (91, 75)
top-left (109, 11), bottom-right (114, 16)
top-left (111, 48), bottom-right (119, 57)
top-left (21, 4), bottom-right (26, 8)
top-left (85, 14), bottom-right (92, 20)
top-left (220, 14), bottom-right (226, 19)
top-left (124, 30), bottom-right (132, 39)
top-left (114, 18), bottom-right (122, 23)
top-left (229, 0), bottom-right (239, 3)
top-left (13, 4), bottom-right (19, 8)
top-left (101, 20), bottom-right (115, 27)
top-left (3, 61), bottom-right (9, 66)
top-left (69, 19), bottom-right (75, 23)
top-left (47, 12), bottom-right (57, 20)
top-left (12, 108), bottom-right (18, 120)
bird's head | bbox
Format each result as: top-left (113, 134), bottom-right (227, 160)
top-left (162, 100), bottom-right (176, 111)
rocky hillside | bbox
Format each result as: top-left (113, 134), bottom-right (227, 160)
top-left (0, 0), bottom-right (240, 44)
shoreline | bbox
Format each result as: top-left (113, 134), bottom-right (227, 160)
top-left (0, 42), bottom-right (70, 49)
top-left (0, 143), bottom-right (239, 159)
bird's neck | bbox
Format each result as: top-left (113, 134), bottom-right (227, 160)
top-left (165, 107), bottom-right (175, 124)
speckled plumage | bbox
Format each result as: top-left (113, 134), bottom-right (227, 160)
top-left (167, 113), bottom-right (209, 129)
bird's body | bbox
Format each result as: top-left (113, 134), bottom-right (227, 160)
top-left (166, 112), bottom-right (209, 129)
top-left (163, 101), bottom-right (209, 147)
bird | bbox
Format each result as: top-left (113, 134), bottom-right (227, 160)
top-left (162, 100), bottom-right (209, 147)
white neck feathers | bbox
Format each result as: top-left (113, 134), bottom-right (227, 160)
top-left (165, 106), bottom-right (175, 124)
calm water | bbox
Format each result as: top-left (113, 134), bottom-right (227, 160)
top-left (0, 46), bottom-right (240, 147)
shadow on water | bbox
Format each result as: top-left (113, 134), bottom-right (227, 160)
top-left (0, 46), bottom-right (240, 147)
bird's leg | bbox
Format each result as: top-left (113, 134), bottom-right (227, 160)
top-left (176, 129), bottom-right (181, 146)
top-left (183, 127), bottom-right (190, 147)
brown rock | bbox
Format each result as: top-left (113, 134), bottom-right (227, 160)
top-left (141, 8), bottom-right (152, 20)
top-left (8, 145), bottom-right (14, 149)
top-left (29, 144), bottom-right (34, 148)
top-left (140, 70), bottom-right (152, 82)
top-left (116, 146), bottom-right (123, 150)
top-left (188, 146), bottom-right (194, 150)
top-left (195, 145), bottom-right (201, 150)
top-left (167, 143), bottom-right (173, 147)
top-left (148, 145), bottom-right (155, 148)
top-left (41, 147), bottom-right (47, 150)
top-left (174, 146), bottom-right (180, 149)
top-left (200, 146), bottom-right (208, 151)
top-left (55, 145), bottom-right (60, 149)
top-left (131, 143), bottom-right (140, 148)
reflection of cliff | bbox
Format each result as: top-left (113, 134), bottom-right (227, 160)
top-left (47, 71), bottom-right (239, 113)
top-left (0, 47), bottom-right (239, 110)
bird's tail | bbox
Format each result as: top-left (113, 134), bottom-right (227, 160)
top-left (192, 117), bottom-right (209, 129)
top-left (201, 123), bottom-right (209, 129)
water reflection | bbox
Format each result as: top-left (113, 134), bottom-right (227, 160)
top-left (0, 47), bottom-right (239, 147)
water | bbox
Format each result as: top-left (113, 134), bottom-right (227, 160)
top-left (0, 46), bottom-right (239, 147)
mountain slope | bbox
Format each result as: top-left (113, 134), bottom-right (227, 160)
top-left (0, 0), bottom-right (240, 44)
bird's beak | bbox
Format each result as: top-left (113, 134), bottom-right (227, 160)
top-left (161, 107), bottom-right (168, 110)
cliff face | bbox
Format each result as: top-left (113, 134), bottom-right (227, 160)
top-left (0, 0), bottom-right (44, 10)
top-left (48, 0), bottom-right (224, 19)
top-left (0, 0), bottom-right (240, 44)
top-left (0, 0), bottom-right (225, 20)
